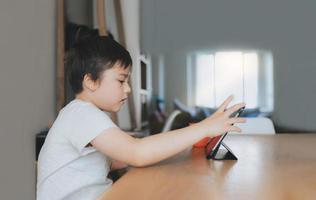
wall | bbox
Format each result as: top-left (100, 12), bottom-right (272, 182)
top-left (66, 0), bottom-right (93, 26)
top-left (118, 0), bottom-right (142, 130)
top-left (0, 0), bottom-right (55, 199)
top-left (141, 0), bottom-right (316, 131)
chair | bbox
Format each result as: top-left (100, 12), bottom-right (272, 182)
top-left (231, 117), bottom-right (276, 134)
top-left (162, 110), bottom-right (191, 132)
top-left (162, 110), bottom-right (181, 132)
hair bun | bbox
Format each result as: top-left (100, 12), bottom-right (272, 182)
top-left (75, 26), bottom-right (99, 42)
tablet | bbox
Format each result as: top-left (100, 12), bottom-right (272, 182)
top-left (205, 106), bottom-right (245, 160)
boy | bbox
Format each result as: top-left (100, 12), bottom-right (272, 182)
top-left (37, 33), bottom-right (245, 200)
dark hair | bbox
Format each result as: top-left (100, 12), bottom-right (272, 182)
top-left (65, 30), bottom-right (132, 94)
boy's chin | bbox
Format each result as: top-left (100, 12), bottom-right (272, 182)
top-left (100, 105), bottom-right (121, 113)
top-left (112, 107), bottom-right (121, 113)
top-left (110, 104), bottom-right (123, 113)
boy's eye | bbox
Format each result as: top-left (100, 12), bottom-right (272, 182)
top-left (118, 80), bottom-right (125, 84)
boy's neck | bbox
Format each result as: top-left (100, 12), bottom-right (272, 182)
top-left (75, 92), bottom-right (93, 104)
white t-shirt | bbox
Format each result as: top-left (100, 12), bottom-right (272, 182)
top-left (37, 99), bottom-right (117, 200)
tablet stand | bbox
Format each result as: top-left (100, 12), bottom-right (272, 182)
top-left (208, 142), bottom-right (238, 160)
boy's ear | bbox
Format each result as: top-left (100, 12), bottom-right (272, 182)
top-left (82, 74), bottom-right (100, 92)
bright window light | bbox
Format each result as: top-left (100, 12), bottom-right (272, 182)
top-left (195, 54), bottom-right (214, 107)
top-left (193, 50), bottom-right (272, 111)
top-left (243, 53), bottom-right (259, 108)
top-left (214, 52), bottom-right (244, 107)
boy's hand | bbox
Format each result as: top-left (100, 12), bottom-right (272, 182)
top-left (198, 95), bottom-right (246, 137)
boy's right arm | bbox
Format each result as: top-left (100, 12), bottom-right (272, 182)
top-left (91, 124), bottom-right (208, 167)
top-left (91, 96), bottom-right (246, 167)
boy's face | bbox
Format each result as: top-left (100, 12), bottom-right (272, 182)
top-left (91, 63), bottom-right (131, 112)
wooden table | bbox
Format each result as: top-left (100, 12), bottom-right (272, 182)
top-left (100, 134), bottom-right (316, 200)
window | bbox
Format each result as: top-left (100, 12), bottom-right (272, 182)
top-left (189, 50), bottom-right (273, 113)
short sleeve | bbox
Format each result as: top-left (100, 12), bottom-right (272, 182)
top-left (67, 104), bottom-right (117, 154)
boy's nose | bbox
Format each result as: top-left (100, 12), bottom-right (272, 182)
top-left (124, 83), bottom-right (131, 93)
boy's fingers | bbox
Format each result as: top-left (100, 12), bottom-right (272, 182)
top-left (228, 117), bottom-right (247, 124)
top-left (217, 95), bottom-right (234, 112)
top-left (225, 103), bottom-right (246, 117)
top-left (229, 126), bottom-right (242, 133)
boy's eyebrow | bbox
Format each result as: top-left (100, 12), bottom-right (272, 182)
top-left (119, 73), bottom-right (130, 78)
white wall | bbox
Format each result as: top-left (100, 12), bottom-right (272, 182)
top-left (141, 0), bottom-right (316, 131)
top-left (119, 0), bottom-right (142, 130)
top-left (0, 0), bottom-right (55, 199)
